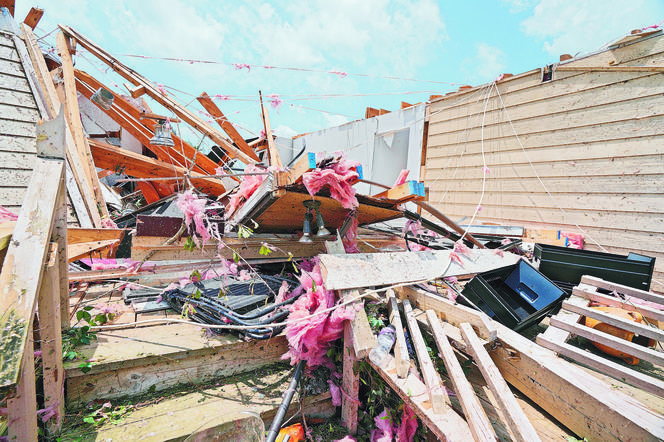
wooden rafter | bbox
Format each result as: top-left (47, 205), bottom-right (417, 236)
top-left (259, 91), bottom-right (283, 169)
top-left (88, 139), bottom-right (226, 196)
top-left (59, 25), bottom-right (257, 165)
top-left (197, 92), bottom-right (260, 162)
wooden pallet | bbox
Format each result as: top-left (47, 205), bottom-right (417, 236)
top-left (537, 275), bottom-right (664, 397)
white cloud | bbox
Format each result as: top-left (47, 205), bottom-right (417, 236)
top-left (500, 0), bottom-right (537, 13)
top-left (461, 42), bottom-right (507, 84)
top-left (273, 124), bottom-right (298, 138)
top-left (322, 112), bottom-right (350, 128)
top-left (520, 0), bottom-right (664, 56)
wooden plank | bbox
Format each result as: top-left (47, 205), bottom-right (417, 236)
top-left (130, 235), bottom-right (327, 262)
top-left (59, 25), bottom-right (257, 165)
top-left (0, 118), bottom-right (36, 137)
top-left (373, 180), bottom-right (425, 202)
top-left (0, 133), bottom-right (35, 153)
top-left (319, 249), bottom-right (519, 291)
top-left (459, 323), bottom-right (541, 442)
top-left (341, 323), bottom-right (359, 435)
top-left (556, 65), bottom-right (664, 72)
top-left (88, 139), bottom-right (226, 196)
top-left (22, 7), bottom-right (43, 30)
top-left (65, 326), bottom-right (290, 406)
top-left (0, 102), bottom-right (39, 122)
top-left (562, 301), bottom-right (664, 342)
top-left (6, 323), bottom-right (37, 441)
top-left (0, 155), bottom-right (64, 393)
top-left (276, 151), bottom-right (316, 186)
top-left (368, 353), bottom-right (473, 441)
top-left (549, 316), bottom-right (664, 366)
top-left (0, 1), bottom-right (14, 16)
top-left (342, 289), bottom-right (375, 359)
top-left (37, 249), bottom-right (65, 431)
top-left (260, 92), bottom-right (283, 169)
top-left (55, 32), bottom-right (109, 221)
top-left (581, 275), bottom-right (664, 305)
top-left (68, 227), bottom-right (127, 245)
top-left (415, 200), bottom-right (485, 248)
top-left (426, 310), bottom-right (498, 441)
top-left (0, 58), bottom-right (24, 78)
top-left (536, 335), bottom-right (664, 398)
top-left (573, 287), bottom-right (664, 323)
top-left (67, 239), bottom-right (119, 262)
top-left (387, 290), bottom-right (409, 378)
top-left (402, 299), bottom-right (447, 414)
top-left (197, 92), bottom-right (259, 162)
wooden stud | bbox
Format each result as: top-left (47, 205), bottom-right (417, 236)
top-left (341, 324), bottom-right (359, 434)
top-left (402, 299), bottom-right (447, 414)
top-left (341, 289), bottom-right (375, 359)
top-left (372, 180), bottom-right (425, 202)
top-left (276, 152), bottom-right (316, 187)
top-left (426, 310), bottom-right (498, 442)
top-left (580, 275), bottom-right (664, 305)
top-left (387, 290), bottom-right (410, 378)
top-left (259, 91), bottom-right (283, 169)
top-left (549, 316), bottom-right (664, 366)
top-left (536, 334), bottom-right (664, 398)
top-left (22, 7), bottom-right (43, 30)
top-left (55, 32), bottom-right (109, 221)
top-left (59, 25), bottom-right (257, 165)
top-left (459, 323), bottom-right (541, 442)
top-left (38, 247), bottom-right (65, 432)
top-left (198, 92), bottom-right (259, 162)
top-left (123, 82), bottom-right (146, 98)
top-left (562, 300), bottom-right (664, 342)
top-left (573, 286), bottom-right (664, 323)
top-left (0, 1), bottom-right (14, 16)
top-left (365, 107), bottom-right (379, 119)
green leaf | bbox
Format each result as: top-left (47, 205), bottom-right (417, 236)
top-left (233, 251), bottom-right (240, 263)
top-left (83, 416), bottom-right (96, 424)
top-left (94, 314), bottom-right (108, 325)
top-left (193, 289), bottom-right (201, 299)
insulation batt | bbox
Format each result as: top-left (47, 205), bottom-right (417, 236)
top-left (282, 257), bottom-right (355, 369)
top-left (176, 190), bottom-right (210, 245)
top-left (225, 164), bottom-right (268, 218)
top-left (302, 156), bottom-right (360, 210)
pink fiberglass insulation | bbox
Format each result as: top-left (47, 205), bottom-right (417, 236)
top-left (282, 257), bottom-right (355, 369)
top-left (302, 155), bottom-right (360, 210)
top-left (342, 214), bottom-right (360, 253)
top-left (225, 164), bottom-right (267, 219)
top-left (370, 409), bottom-right (394, 442)
top-left (394, 169), bottom-right (410, 187)
top-left (176, 190), bottom-right (210, 245)
top-left (0, 205), bottom-right (18, 222)
top-left (395, 405), bottom-right (418, 441)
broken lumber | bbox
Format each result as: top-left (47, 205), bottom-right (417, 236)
top-left (427, 310), bottom-right (497, 442)
top-left (459, 323), bottom-right (540, 442)
top-left (22, 7), bottom-right (43, 30)
top-left (319, 249), bottom-right (520, 291)
top-left (60, 25), bottom-right (257, 165)
top-left (341, 323), bottom-right (360, 435)
top-left (415, 200), bottom-right (485, 249)
top-left (372, 180), bottom-right (425, 203)
top-left (387, 290), bottom-right (410, 378)
top-left (259, 91), bottom-right (283, 169)
top-left (368, 354), bottom-right (473, 441)
top-left (396, 285), bottom-right (664, 441)
top-left (402, 299), bottom-right (447, 414)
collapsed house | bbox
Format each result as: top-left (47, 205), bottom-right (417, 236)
top-left (0, 4), bottom-right (663, 442)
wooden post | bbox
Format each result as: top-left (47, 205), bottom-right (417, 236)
top-left (6, 322), bottom-right (38, 441)
top-left (38, 246), bottom-right (65, 432)
top-left (341, 324), bottom-right (359, 435)
top-left (259, 91), bottom-right (283, 169)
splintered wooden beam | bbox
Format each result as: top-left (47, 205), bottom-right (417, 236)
top-left (259, 91), bottom-right (283, 169)
top-left (59, 25), bottom-right (257, 165)
top-left (459, 323), bottom-right (541, 442)
top-left (341, 324), bottom-right (359, 435)
top-left (402, 299), bottom-right (447, 414)
top-left (572, 286), bottom-right (664, 323)
top-left (427, 311), bottom-right (498, 441)
top-left (67, 239), bottom-right (119, 262)
top-left (387, 290), bottom-right (410, 378)
top-left (0, 1), bottom-right (14, 16)
top-left (198, 92), bottom-right (259, 162)
top-left (368, 353), bottom-right (473, 441)
top-left (56, 31), bottom-right (109, 221)
top-left (88, 139), bottom-right (226, 196)
top-left (276, 152), bottom-right (316, 187)
top-left (22, 7), bottom-right (43, 29)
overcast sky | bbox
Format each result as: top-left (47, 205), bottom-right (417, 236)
top-left (14, 0), bottom-right (664, 148)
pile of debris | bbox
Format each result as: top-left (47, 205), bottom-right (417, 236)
top-left (0, 5), bottom-right (662, 442)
